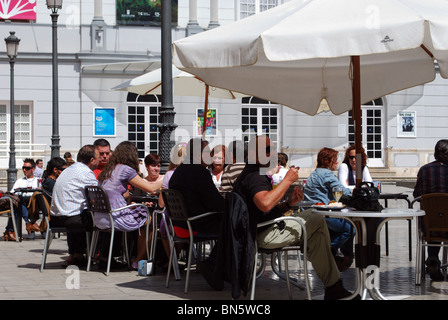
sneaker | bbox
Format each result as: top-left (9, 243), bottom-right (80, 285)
top-left (324, 280), bottom-right (359, 300)
top-left (426, 259), bottom-right (444, 281)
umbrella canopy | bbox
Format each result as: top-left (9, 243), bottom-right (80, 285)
top-left (111, 64), bottom-right (248, 136)
top-left (110, 64), bottom-right (247, 99)
top-left (173, 0), bottom-right (448, 184)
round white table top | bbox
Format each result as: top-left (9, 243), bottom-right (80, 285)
top-left (313, 207), bottom-right (425, 218)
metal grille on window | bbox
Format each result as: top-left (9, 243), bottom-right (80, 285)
top-left (241, 97), bottom-right (279, 148)
top-left (15, 104), bottom-right (31, 158)
top-left (0, 105), bottom-right (6, 158)
top-left (127, 93), bottom-right (160, 160)
top-left (128, 105), bottom-right (146, 159)
top-left (348, 98), bottom-right (383, 162)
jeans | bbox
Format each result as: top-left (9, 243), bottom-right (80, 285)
top-left (6, 203), bottom-right (28, 232)
top-left (325, 217), bottom-right (354, 256)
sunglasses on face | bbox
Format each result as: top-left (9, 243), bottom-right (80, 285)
top-left (22, 166), bottom-right (33, 171)
top-left (349, 156), bottom-right (356, 160)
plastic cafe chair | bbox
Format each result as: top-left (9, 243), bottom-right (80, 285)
top-left (38, 191), bottom-right (91, 272)
top-left (84, 185), bottom-right (151, 276)
top-left (0, 196), bottom-right (19, 242)
top-left (161, 189), bottom-right (220, 293)
top-left (412, 193), bottom-right (448, 285)
top-left (251, 216), bottom-right (312, 300)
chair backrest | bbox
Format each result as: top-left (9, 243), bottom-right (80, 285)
top-left (161, 189), bottom-right (189, 222)
top-left (85, 185), bottom-right (112, 214)
top-left (35, 192), bottom-right (50, 217)
top-left (420, 193), bottom-right (448, 241)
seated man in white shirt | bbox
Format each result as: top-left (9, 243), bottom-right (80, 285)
top-left (3, 158), bottom-right (40, 241)
top-left (50, 145), bottom-right (99, 267)
top-left (33, 159), bottom-right (44, 179)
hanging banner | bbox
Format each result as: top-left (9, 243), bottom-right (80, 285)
top-left (94, 108), bottom-right (116, 136)
top-left (116, 0), bottom-right (178, 26)
top-left (0, 0), bottom-right (37, 20)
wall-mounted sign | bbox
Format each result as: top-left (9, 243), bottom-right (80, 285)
top-left (397, 110), bottom-right (416, 138)
top-left (196, 108), bottom-right (217, 136)
top-left (94, 108), bottom-right (116, 136)
top-left (116, 0), bottom-right (178, 26)
top-left (0, 0), bottom-right (37, 20)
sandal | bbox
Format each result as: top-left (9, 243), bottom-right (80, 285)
top-left (3, 231), bottom-right (16, 241)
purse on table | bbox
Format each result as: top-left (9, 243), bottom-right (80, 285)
top-left (347, 182), bottom-right (383, 212)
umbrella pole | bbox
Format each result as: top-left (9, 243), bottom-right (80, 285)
top-left (351, 56), bottom-right (362, 187)
top-left (202, 85), bottom-right (210, 140)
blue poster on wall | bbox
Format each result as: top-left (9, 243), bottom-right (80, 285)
top-left (94, 108), bottom-right (115, 136)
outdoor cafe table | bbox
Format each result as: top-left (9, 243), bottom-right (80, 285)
top-left (313, 207), bottom-right (424, 300)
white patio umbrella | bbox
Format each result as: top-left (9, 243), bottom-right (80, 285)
top-left (111, 64), bottom-right (247, 135)
top-left (172, 0), bottom-right (448, 185)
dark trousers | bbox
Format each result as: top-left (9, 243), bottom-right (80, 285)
top-left (51, 210), bottom-right (92, 255)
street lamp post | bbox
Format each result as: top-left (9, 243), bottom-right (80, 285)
top-left (158, 0), bottom-right (177, 173)
top-left (46, 0), bottom-right (63, 158)
top-left (4, 31), bottom-right (20, 191)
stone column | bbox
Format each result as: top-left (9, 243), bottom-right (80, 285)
top-left (208, 0), bottom-right (220, 29)
top-left (91, 0), bottom-right (105, 52)
top-left (186, 0), bottom-right (203, 36)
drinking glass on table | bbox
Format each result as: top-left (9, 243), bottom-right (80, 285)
top-left (332, 186), bottom-right (343, 202)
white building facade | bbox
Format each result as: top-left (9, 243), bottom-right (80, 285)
top-left (0, 0), bottom-right (446, 186)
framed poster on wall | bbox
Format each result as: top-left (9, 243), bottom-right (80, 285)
top-left (94, 108), bottom-right (116, 136)
top-left (397, 110), bottom-right (416, 138)
top-left (196, 108), bottom-right (217, 136)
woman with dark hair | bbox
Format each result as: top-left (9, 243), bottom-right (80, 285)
top-left (42, 157), bottom-right (67, 196)
top-left (338, 145), bottom-right (372, 188)
top-left (96, 141), bottom-right (160, 269)
top-left (143, 153), bottom-right (164, 191)
top-left (304, 147), bottom-right (354, 271)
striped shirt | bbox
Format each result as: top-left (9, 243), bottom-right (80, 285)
top-left (220, 162), bottom-right (246, 194)
top-left (50, 162), bottom-right (98, 217)
top-left (413, 161), bottom-right (448, 198)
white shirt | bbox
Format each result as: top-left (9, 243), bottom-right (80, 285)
top-left (11, 176), bottom-right (40, 197)
top-left (337, 163), bottom-right (372, 187)
top-left (272, 166), bottom-right (288, 185)
top-left (50, 162), bottom-right (98, 217)
top-left (34, 166), bottom-right (44, 179)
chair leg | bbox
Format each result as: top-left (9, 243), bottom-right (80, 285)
top-left (106, 229), bottom-right (115, 276)
top-left (250, 244), bottom-right (259, 300)
top-left (87, 231), bottom-right (99, 272)
top-left (283, 252), bottom-right (292, 300)
top-left (185, 240), bottom-right (194, 294)
top-left (165, 236), bottom-right (175, 288)
top-left (415, 239), bottom-right (422, 285)
top-left (40, 229), bottom-right (52, 272)
top-left (9, 209), bottom-right (19, 243)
